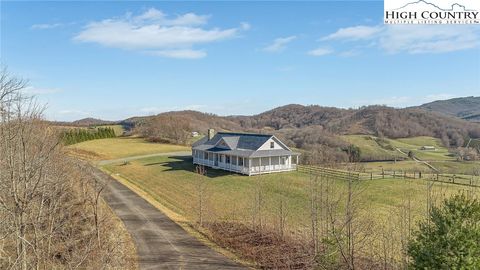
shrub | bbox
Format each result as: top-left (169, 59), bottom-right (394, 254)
top-left (408, 194), bottom-right (480, 269)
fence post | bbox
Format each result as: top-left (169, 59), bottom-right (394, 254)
top-left (371, 172), bottom-right (373, 180)
top-left (393, 171), bottom-right (396, 178)
top-left (382, 169), bottom-right (384, 179)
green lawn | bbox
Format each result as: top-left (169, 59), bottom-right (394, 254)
top-left (386, 136), bottom-right (454, 161)
top-left (68, 137), bottom-right (190, 160)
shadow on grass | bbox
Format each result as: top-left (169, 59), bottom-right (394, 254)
top-left (143, 155), bottom-right (240, 178)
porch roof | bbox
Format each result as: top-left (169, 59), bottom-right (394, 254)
top-left (196, 147), bottom-right (299, 158)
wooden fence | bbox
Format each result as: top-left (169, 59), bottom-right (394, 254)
top-left (297, 165), bottom-right (360, 181)
top-left (297, 165), bottom-right (480, 188)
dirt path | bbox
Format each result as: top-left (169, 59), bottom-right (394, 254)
top-left (395, 148), bottom-right (439, 172)
top-left (92, 167), bottom-right (244, 270)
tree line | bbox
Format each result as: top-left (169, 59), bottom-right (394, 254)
top-left (62, 127), bottom-right (116, 145)
top-left (0, 69), bottom-right (135, 269)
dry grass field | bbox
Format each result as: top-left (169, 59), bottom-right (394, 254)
top-left (99, 156), bottom-right (479, 264)
top-left (73, 136), bottom-right (479, 266)
top-left (68, 137), bottom-right (190, 160)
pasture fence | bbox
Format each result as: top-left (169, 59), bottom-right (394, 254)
top-left (297, 165), bottom-right (480, 188)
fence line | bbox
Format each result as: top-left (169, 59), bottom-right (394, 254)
top-left (297, 165), bottom-right (480, 188)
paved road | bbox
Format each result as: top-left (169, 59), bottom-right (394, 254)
top-left (92, 168), bottom-right (244, 270)
top-left (97, 151), bottom-right (191, 166)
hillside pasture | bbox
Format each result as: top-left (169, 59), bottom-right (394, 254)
top-left (101, 155), bottom-right (478, 264)
top-left (386, 136), bottom-right (454, 161)
top-left (341, 135), bottom-right (404, 161)
top-left (68, 137), bottom-right (190, 160)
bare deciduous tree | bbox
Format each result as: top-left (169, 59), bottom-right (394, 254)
top-left (0, 68), bottom-right (135, 269)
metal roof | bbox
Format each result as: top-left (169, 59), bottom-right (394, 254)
top-left (192, 131), bottom-right (299, 158)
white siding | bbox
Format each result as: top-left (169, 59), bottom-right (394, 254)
top-left (258, 137), bottom-right (287, 150)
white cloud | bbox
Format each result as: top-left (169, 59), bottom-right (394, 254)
top-left (321, 24), bottom-right (480, 54)
top-left (339, 50), bottom-right (360, 57)
top-left (74, 8), bottom-right (248, 58)
top-left (240, 22), bottom-right (251, 30)
top-left (31, 23), bottom-right (62, 30)
top-left (322, 25), bottom-right (382, 41)
top-left (263, 36), bottom-right (297, 52)
top-left (308, 47), bottom-right (333, 56)
top-left (379, 25), bottom-right (480, 54)
top-left (149, 49), bottom-right (206, 59)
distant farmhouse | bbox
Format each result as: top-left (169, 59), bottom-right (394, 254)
top-left (420, 146), bottom-right (436, 151)
top-left (192, 129), bottom-right (299, 176)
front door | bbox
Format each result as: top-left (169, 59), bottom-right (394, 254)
top-left (214, 154), bottom-right (219, 166)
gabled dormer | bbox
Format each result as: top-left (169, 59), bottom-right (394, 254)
top-left (216, 138), bottom-right (231, 149)
top-left (258, 135), bottom-right (291, 151)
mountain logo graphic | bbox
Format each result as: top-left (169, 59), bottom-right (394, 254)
top-left (393, 0), bottom-right (475, 11)
top-left (384, 0), bottom-right (479, 24)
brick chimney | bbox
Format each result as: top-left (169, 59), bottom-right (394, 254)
top-left (207, 129), bottom-right (215, 140)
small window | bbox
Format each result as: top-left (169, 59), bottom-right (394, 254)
top-left (226, 155), bottom-right (230, 164)
top-left (270, 142), bottom-right (275, 149)
top-left (239, 158), bottom-right (244, 166)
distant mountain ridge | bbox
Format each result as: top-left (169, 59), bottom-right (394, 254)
top-left (417, 96), bottom-right (480, 122)
top-left (61, 97), bottom-right (480, 148)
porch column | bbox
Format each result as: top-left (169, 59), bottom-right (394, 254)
top-left (259, 157), bottom-right (262, 172)
top-left (296, 155), bottom-right (299, 166)
top-left (249, 158), bottom-right (251, 173)
top-left (269, 156), bottom-right (271, 171)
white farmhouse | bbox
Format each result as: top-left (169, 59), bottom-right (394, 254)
top-left (192, 129), bottom-right (299, 176)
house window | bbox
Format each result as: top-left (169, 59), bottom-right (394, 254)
top-left (270, 142), bottom-right (275, 149)
top-left (226, 155), bottom-right (230, 164)
top-left (280, 156), bottom-right (287, 165)
top-left (239, 157), bottom-right (244, 166)
top-left (204, 152), bottom-right (208, 160)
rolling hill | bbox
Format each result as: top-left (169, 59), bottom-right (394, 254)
top-left (417, 96), bottom-right (480, 122)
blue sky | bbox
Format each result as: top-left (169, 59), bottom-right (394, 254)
top-left (1, 1), bottom-right (479, 121)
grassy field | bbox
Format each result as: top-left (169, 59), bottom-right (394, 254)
top-left (386, 136), bottom-right (454, 161)
top-left (342, 135), bottom-right (403, 161)
top-left (102, 155), bottom-right (476, 235)
top-left (85, 136), bottom-right (479, 265)
top-left (68, 137), bottom-right (190, 160)
top-left (343, 135), bottom-right (454, 162)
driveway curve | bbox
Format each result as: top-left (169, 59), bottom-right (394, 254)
top-left (91, 168), bottom-right (244, 270)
